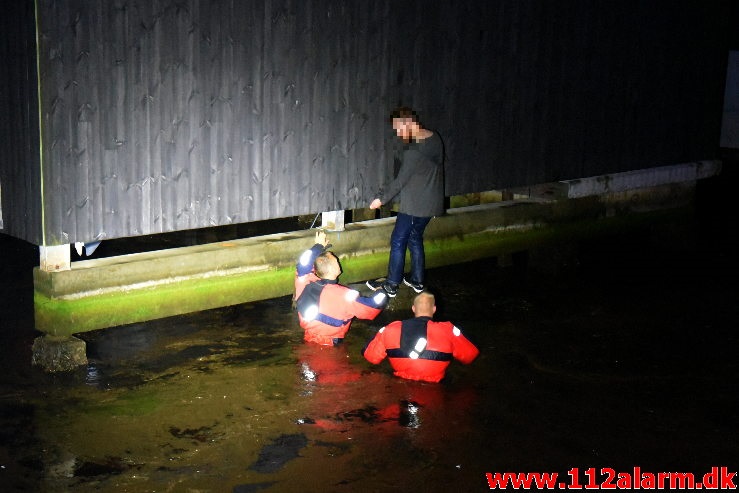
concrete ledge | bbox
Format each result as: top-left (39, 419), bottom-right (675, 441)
top-left (33, 162), bottom-right (719, 336)
top-left (563, 160), bottom-right (720, 198)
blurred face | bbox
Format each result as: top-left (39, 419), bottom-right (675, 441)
top-left (392, 117), bottom-right (414, 141)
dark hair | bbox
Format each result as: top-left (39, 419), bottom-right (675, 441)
top-left (389, 106), bottom-right (420, 124)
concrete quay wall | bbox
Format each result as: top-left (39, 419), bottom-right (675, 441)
top-left (33, 161), bottom-right (720, 338)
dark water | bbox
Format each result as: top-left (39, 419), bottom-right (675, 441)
top-left (1, 173), bottom-right (737, 492)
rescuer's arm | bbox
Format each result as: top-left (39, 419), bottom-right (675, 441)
top-left (296, 230), bottom-right (330, 277)
top-left (361, 329), bottom-right (388, 364)
top-left (450, 324), bottom-right (480, 365)
top-left (351, 291), bottom-right (389, 320)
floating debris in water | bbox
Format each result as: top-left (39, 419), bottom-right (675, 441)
top-left (249, 433), bottom-right (308, 473)
top-left (169, 424), bottom-right (216, 443)
top-left (232, 481), bottom-right (277, 493)
top-left (73, 456), bottom-right (134, 477)
top-left (336, 405), bottom-right (382, 423)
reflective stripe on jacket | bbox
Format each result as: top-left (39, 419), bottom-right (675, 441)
top-left (294, 244), bottom-right (385, 346)
top-left (362, 316), bottom-right (479, 382)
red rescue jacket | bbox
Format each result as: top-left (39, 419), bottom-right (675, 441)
top-left (295, 244), bottom-right (386, 346)
top-left (362, 316), bottom-right (479, 382)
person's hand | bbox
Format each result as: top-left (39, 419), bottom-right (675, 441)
top-left (315, 230), bottom-right (329, 247)
top-left (369, 198), bottom-right (382, 210)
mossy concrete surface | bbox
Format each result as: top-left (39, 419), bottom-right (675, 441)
top-left (35, 161), bottom-right (720, 340)
top-left (33, 184), bottom-right (697, 338)
top-left (27, 161), bottom-right (720, 370)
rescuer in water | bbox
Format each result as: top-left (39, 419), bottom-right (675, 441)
top-left (362, 291), bottom-right (479, 382)
top-left (294, 230), bottom-right (388, 346)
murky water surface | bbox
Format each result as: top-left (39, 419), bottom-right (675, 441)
top-left (1, 211), bottom-right (738, 492)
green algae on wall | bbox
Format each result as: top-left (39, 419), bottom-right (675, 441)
top-left (34, 204), bottom-right (695, 337)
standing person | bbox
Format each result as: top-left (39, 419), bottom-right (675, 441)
top-left (362, 292), bottom-right (479, 383)
top-left (294, 230), bottom-right (388, 346)
top-left (366, 107), bottom-right (445, 297)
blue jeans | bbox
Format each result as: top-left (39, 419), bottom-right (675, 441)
top-left (386, 213), bottom-right (432, 286)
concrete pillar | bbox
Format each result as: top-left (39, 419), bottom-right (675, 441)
top-left (40, 244), bottom-right (71, 272)
top-left (31, 335), bottom-right (88, 372)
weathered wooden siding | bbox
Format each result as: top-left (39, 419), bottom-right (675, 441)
top-left (0, 0), bottom-right (42, 244)
top-left (0, 1), bottom-right (735, 246)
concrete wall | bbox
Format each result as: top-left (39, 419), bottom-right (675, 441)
top-left (32, 161), bottom-right (719, 337)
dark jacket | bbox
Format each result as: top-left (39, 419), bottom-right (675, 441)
top-left (379, 131), bottom-right (445, 218)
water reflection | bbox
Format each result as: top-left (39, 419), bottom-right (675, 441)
top-left (2, 212), bottom-right (738, 492)
top-left (84, 363), bottom-right (101, 387)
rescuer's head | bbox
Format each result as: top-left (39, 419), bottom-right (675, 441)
top-left (314, 251), bottom-right (342, 280)
top-left (411, 292), bottom-right (436, 318)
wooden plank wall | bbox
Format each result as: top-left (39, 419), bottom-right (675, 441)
top-left (0, 0), bottom-right (42, 244)
top-left (1, 0), bottom-right (734, 246)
